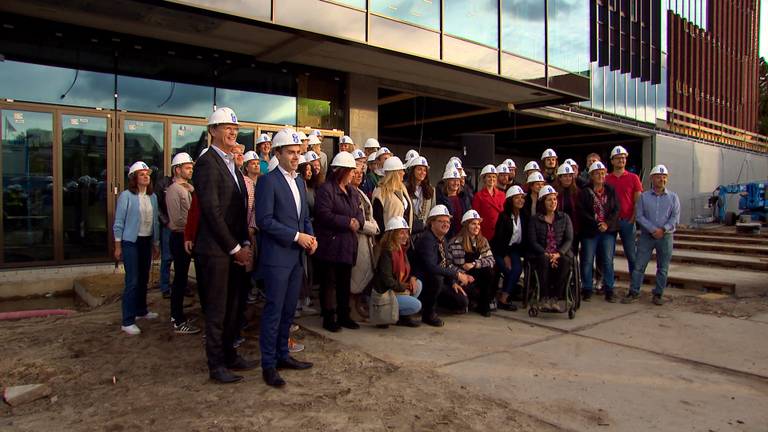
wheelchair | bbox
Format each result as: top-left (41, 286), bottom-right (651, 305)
top-left (522, 252), bottom-right (581, 319)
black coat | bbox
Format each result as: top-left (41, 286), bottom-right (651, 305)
top-left (579, 183), bottom-right (620, 237)
top-left (491, 200), bottom-right (528, 258)
top-left (313, 181), bottom-right (364, 265)
top-left (527, 211), bottom-right (574, 257)
top-left (409, 229), bottom-right (458, 282)
top-left (435, 186), bottom-right (473, 238)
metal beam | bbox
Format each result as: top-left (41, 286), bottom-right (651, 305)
top-left (382, 108), bottom-right (499, 129)
top-left (378, 92), bottom-right (417, 105)
top-left (468, 121), bottom-right (568, 134)
top-left (508, 131), bottom-right (616, 144)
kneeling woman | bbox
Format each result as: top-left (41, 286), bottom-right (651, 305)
top-left (448, 210), bottom-right (497, 317)
top-left (373, 217), bottom-right (422, 328)
top-left (527, 185), bottom-right (574, 312)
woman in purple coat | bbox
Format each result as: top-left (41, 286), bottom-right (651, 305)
top-left (313, 152), bottom-right (365, 332)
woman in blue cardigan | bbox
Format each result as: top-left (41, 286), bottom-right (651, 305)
top-left (113, 161), bottom-right (160, 336)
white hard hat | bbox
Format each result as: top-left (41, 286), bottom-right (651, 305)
top-left (480, 164), bottom-right (497, 177)
top-left (128, 161), bottom-right (151, 176)
top-left (589, 161), bottom-right (608, 173)
top-left (408, 156), bottom-right (429, 169)
top-left (304, 151), bottom-right (320, 162)
top-left (527, 172), bottom-right (545, 183)
top-left (198, 147), bottom-right (209, 158)
top-left (331, 151), bottom-right (357, 169)
top-left (298, 154), bottom-right (307, 165)
top-left (611, 145), bottom-right (629, 158)
top-left (310, 129), bottom-right (323, 137)
top-left (428, 204), bottom-right (451, 219)
top-left (496, 164), bottom-right (511, 174)
top-left (268, 156), bottom-right (279, 172)
top-left (385, 216), bottom-right (410, 232)
top-left (650, 164), bottom-right (669, 175)
top-left (207, 107), bottom-right (239, 125)
top-left (461, 209), bottom-right (482, 224)
top-left (538, 185), bottom-right (558, 200)
top-left (449, 156), bottom-right (462, 164)
top-left (297, 131), bottom-right (308, 141)
top-left (557, 163), bottom-right (575, 176)
top-left (524, 161), bottom-right (540, 172)
top-left (404, 149), bottom-right (420, 164)
top-left (564, 158), bottom-right (578, 167)
top-left (375, 147), bottom-right (392, 159)
top-left (308, 134), bottom-right (322, 145)
top-left (442, 168), bottom-right (461, 180)
top-left (541, 148), bottom-right (557, 159)
top-left (506, 185), bottom-right (526, 199)
top-left (352, 149), bottom-right (367, 160)
top-left (446, 160), bottom-right (463, 171)
top-left (504, 158), bottom-right (516, 169)
top-left (243, 150), bottom-right (258, 164)
top-left (383, 156), bottom-right (405, 172)
top-left (256, 133), bottom-right (271, 144)
top-left (171, 152), bottom-right (194, 167)
top-left (339, 135), bottom-right (354, 145)
top-left (364, 138), bottom-right (380, 149)
top-left (460, 170), bottom-right (467, 177)
top-left (367, 152), bottom-right (377, 163)
top-left (272, 128), bottom-right (302, 148)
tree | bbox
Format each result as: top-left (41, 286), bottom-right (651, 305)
top-left (760, 57), bottom-right (768, 136)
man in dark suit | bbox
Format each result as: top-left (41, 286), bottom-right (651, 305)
top-left (193, 107), bottom-right (256, 384)
top-left (255, 128), bottom-right (316, 387)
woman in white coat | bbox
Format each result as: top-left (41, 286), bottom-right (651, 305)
top-left (350, 165), bottom-right (380, 317)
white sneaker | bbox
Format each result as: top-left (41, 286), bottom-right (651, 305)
top-left (121, 324), bottom-right (141, 335)
top-left (137, 311), bottom-right (159, 320)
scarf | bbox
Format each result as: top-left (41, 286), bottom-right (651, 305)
top-left (391, 246), bottom-right (410, 284)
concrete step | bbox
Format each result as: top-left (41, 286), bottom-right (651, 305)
top-left (674, 233), bottom-right (768, 246)
top-left (615, 247), bottom-right (768, 271)
top-left (612, 259), bottom-right (766, 297)
top-left (676, 227), bottom-right (768, 238)
top-left (672, 240), bottom-right (768, 256)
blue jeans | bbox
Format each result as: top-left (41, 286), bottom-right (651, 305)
top-left (159, 226), bottom-right (173, 293)
top-left (631, 232), bottom-right (673, 296)
top-left (397, 280), bottom-right (422, 316)
top-left (121, 237), bottom-right (152, 326)
top-left (616, 219), bottom-right (637, 276)
top-left (581, 232), bottom-right (617, 293)
top-left (496, 251), bottom-right (523, 296)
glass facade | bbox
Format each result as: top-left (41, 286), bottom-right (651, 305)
top-left (118, 76), bottom-right (213, 118)
top-left (547, 0), bottom-right (590, 75)
top-left (371, 0), bottom-right (440, 30)
top-left (502, 0), bottom-right (546, 63)
top-left (123, 119), bottom-right (164, 184)
top-left (0, 61), bottom-right (113, 109)
top-left (444, 0), bottom-right (498, 48)
top-left (171, 123), bottom-right (208, 162)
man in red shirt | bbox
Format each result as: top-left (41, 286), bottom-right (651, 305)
top-left (605, 145), bottom-right (642, 277)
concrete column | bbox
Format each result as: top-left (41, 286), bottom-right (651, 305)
top-left (347, 74), bottom-right (378, 149)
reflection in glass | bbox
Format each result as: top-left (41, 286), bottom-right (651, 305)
top-left (172, 124), bottom-right (208, 165)
top-left (368, 14), bottom-right (441, 59)
top-left (645, 82), bottom-right (657, 123)
top-left (123, 120), bottom-right (164, 185)
top-left (443, 36), bottom-right (498, 73)
top-left (626, 77), bottom-right (637, 119)
top-left (371, 0), bottom-right (440, 30)
top-left (547, 0), bottom-right (590, 75)
top-left (657, 55), bottom-right (668, 120)
top-left (118, 76), bottom-right (213, 118)
top-left (444, 0), bottom-right (498, 48)
top-left (501, 53), bottom-right (546, 82)
top-left (276, 0), bottom-right (366, 41)
top-left (604, 69), bottom-right (616, 114)
top-left (238, 129), bottom-right (255, 153)
top-left (165, 0), bottom-right (271, 20)
top-left (328, 0), bottom-right (366, 8)
top-left (62, 115), bottom-right (108, 260)
top-left (1, 110), bottom-right (54, 263)
top-left (591, 64), bottom-right (604, 110)
top-left (298, 98), bottom-right (332, 129)
top-left (502, 0), bottom-right (546, 62)
top-left (0, 60), bottom-right (113, 109)
top-left (637, 80), bottom-right (646, 121)
top-left (217, 88), bottom-right (296, 125)
top-left (615, 72), bottom-right (627, 117)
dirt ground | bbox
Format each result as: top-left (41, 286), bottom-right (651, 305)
top-left (0, 291), bottom-right (561, 432)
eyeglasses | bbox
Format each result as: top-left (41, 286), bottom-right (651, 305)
top-left (221, 126), bottom-right (240, 134)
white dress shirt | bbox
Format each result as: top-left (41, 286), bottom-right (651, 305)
top-left (210, 144), bottom-right (240, 192)
top-left (509, 214), bottom-right (522, 246)
top-left (277, 164), bottom-right (302, 242)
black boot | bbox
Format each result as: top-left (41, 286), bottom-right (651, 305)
top-left (322, 310), bottom-right (341, 332)
top-left (337, 310), bottom-right (360, 330)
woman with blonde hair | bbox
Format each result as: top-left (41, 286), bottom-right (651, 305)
top-left (447, 210), bottom-right (497, 317)
top-left (372, 157), bottom-right (413, 240)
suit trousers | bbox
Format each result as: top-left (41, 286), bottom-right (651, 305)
top-left (197, 253), bottom-right (244, 370)
top-left (259, 261), bottom-right (303, 369)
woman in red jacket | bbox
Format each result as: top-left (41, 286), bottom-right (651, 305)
top-left (471, 164), bottom-right (506, 242)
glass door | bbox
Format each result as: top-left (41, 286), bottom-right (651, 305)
top-left (171, 122), bottom-right (208, 162)
top-left (61, 113), bottom-right (110, 260)
top-left (0, 109), bottom-right (55, 264)
top-left (119, 116), bottom-right (165, 187)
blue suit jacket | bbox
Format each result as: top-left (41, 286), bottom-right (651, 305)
top-left (255, 167), bottom-right (314, 268)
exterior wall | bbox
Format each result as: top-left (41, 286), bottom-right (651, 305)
top-left (654, 134), bottom-right (768, 224)
top-left (347, 74), bottom-right (378, 148)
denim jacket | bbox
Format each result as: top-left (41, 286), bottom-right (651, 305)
top-left (113, 190), bottom-right (160, 244)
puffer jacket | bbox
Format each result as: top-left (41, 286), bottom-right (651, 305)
top-left (527, 211), bottom-right (573, 257)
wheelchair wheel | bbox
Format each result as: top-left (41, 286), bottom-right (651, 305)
top-left (568, 308), bottom-right (575, 319)
top-left (528, 307), bottom-right (538, 317)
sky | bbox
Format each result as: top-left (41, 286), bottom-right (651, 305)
top-left (761, 0), bottom-right (767, 60)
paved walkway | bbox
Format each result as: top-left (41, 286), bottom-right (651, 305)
top-left (298, 297), bottom-right (768, 431)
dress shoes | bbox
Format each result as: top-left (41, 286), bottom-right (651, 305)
top-left (226, 356), bottom-right (258, 371)
top-left (262, 368), bottom-right (286, 387)
top-left (421, 315), bottom-right (444, 327)
top-left (209, 367), bottom-right (243, 384)
top-left (276, 356), bottom-right (313, 370)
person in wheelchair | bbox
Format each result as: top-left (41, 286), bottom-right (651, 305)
top-left (526, 185), bottom-right (574, 312)
top-left (447, 210), bottom-right (497, 317)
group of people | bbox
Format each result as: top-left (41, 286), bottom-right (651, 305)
top-left (112, 106), bottom-right (681, 387)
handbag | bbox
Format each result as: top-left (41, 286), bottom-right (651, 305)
top-left (368, 289), bottom-right (399, 325)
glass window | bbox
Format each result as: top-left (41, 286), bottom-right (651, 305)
top-left (276, 0), bottom-right (366, 42)
top-left (123, 119), bottom-right (164, 185)
top-left (371, 0), bottom-right (440, 30)
top-left (444, 0), bottom-right (499, 48)
top-left (171, 124), bottom-right (209, 166)
top-left (328, 0), bottom-right (366, 8)
top-left (502, 0), bottom-right (546, 62)
top-left (657, 55), bottom-right (668, 120)
top-left (217, 89), bottom-right (296, 125)
top-left (547, 0), bottom-right (590, 75)
top-left (118, 76), bottom-right (213, 118)
top-left (0, 60), bottom-right (113, 109)
top-left (368, 14), bottom-right (441, 59)
top-left (604, 69), bottom-right (616, 114)
top-left (645, 82), bottom-right (657, 123)
top-left (62, 115), bottom-right (108, 260)
top-left (443, 36), bottom-right (498, 73)
top-left (616, 72), bottom-right (627, 117)
top-left (636, 79), bottom-right (646, 121)
top-left (1, 110), bottom-right (54, 263)
top-left (238, 129), bottom-right (255, 153)
top-left (626, 77), bottom-right (637, 119)
top-left (501, 53), bottom-right (546, 82)
top-left (165, 0), bottom-right (271, 20)
top-left (591, 64), bottom-right (604, 110)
